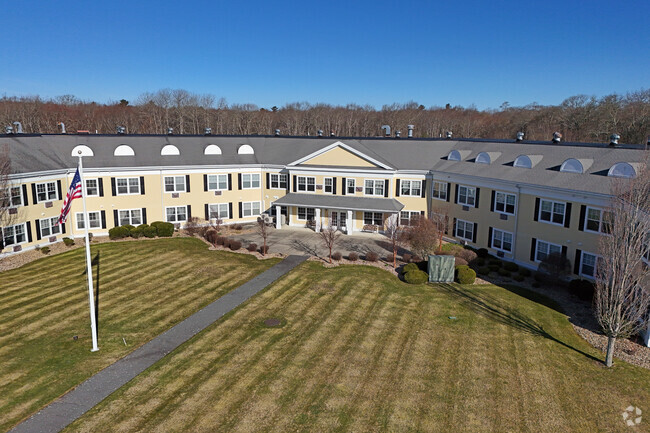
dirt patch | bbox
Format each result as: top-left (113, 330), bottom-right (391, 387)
top-left (263, 318), bottom-right (283, 327)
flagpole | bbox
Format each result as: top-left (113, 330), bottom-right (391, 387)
top-left (77, 151), bottom-right (99, 352)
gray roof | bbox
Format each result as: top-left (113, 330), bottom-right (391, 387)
top-left (273, 193), bottom-right (404, 212)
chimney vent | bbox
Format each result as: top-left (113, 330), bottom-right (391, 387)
top-left (381, 125), bottom-right (391, 137)
top-left (446, 131), bottom-right (453, 139)
top-left (552, 132), bottom-right (562, 143)
top-left (5, 125), bottom-right (14, 134)
top-left (407, 125), bottom-right (414, 138)
top-left (204, 127), bottom-right (212, 135)
top-left (117, 126), bottom-right (126, 134)
top-left (274, 129), bottom-right (280, 136)
top-left (167, 127), bottom-right (174, 135)
top-left (330, 130), bottom-right (335, 137)
top-left (58, 122), bottom-right (66, 134)
top-left (395, 130), bottom-right (401, 138)
top-left (516, 131), bottom-right (524, 142)
top-left (317, 129), bottom-right (323, 137)
top-left (609, 133), bottom-right (620, 147)
top-left (12, 122), bottom-right (23, 133)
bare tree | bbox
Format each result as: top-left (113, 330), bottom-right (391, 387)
top-left (405, 215), bottom-right (439, 259)
top-left (319, 219), bottom-right (341, 263)
top-left (0, 145), bottom-right (14, 254)
top-left (594, 160), bottom-right (650, 367)
top-left (384, 215), bottom-right (406, 269)
top-left (256, 217), bottom-right (270, 256)
top-left (431, 205), bottom-right (451, 253)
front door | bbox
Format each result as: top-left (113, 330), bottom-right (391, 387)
top-left (330, 211), bottom-right (346, 231)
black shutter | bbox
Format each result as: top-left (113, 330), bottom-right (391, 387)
top-left (101, 210), bottom-right (106, 229)
top-left (472, 223), bottom-right (477, 243)
top-left (574, 250), bottom-right (582, 275)
top-left (98, 178), bottom-right (104, 197)
top-left (203, 174), bottom-right (208, 192)
top-left (238, 202), bottom-right (243, 218)
top-left (342, 178), bottom-right (346, 195)
top-left (22, 184), bottom-right (29, 206)
top-left (286, 175), bottom-right (290, 193)
top-left (266, 173), bottom-right (270, 189)
top-left (421, 180), bottom-right (426, 198)
top-left (142, 208), bottom-right (147, 224)
top-left (487, 227), bottom-right (493, 248)
top-left (139, 177), bottom-right (145, 195)
top-left (229, 202), bottom-right (233, 219)
top-left (384, 179), bottom-right (389, 197)
top-left (454, 184), bottom-right (459, 204)
top-left (578, 205), bottom-right (586, 231)
top-left (475, 188), bottom-right (480, 209)
top-left (561, 245), bottom-right (568, 258)
top-left (490, 191), bottom-right (496, 212)
top-left (111, 177), bottom-right (116, 196)
top-left (421, 210), bottom-right (425, 216)
top-left (228, 174), bottom-right (232, 190)
top-left (238, 173), bottom-right (242, 190)
top-left (446, 182), bottom-right (451, 202)
top-left (452, 217), bottom-right (457, 237)
top-left (333, 178), bottom-right (337, 195)
top-left (564, 203), bottom-right (572, 228)
top-left (31, 183), bottom-right (37, 204)
top-left (113, 209), bottom-right (119, 227)
top-left (187, 205), bottom-right (191, 220)
top-left (533, 198), bottom-right (540, 221)
top-left (185, 175), bottom-right (190, 193)
top-left (395, 179), bottom-right (400, 197)
top-left (26, 222), bottom-right (32, 243)
top-left (57, 180), bottom-right (62, 200)
top-left (530, 238), bottom-right (537, 261)
top-left (61, 222), bottom-right (66, 234)
top-left (205, 203), bottom-right (209, 220)
top-left (293, 175), bottom-right (297, 192)
top-left (35, 220), bottom-right (41, 240)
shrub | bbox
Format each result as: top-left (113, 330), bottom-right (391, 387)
top-left (488, 264), bottom-right (500, 273)
top-left (513, 274), bottom-right (525, 282)
top-left (440, 243), bottom-right (464, 256)
top-left (108, 226), bottom-right (129, 240)
top-left (332, 251), bottom-right (342, 261)
top-left (204, 228), bottom-right (218, 245)
top-left (151, 221), bottom-right (174, 237)
top-left (412, 255), bottom-right (422, 263)
top-left (474, 257), bottom-right (486, 267)
top-left (532, 281), bottom-right (541, 288)
top-left (222, 238), bottom-right (231, 248)
top-left (477, 266), bottom-right (490, 275)
top-left (498, 268), bottom-right (511, 277)
top-left (143, 225), bottom-right (157, 238)
top-left (455, 265), bottom-right (476, 284)
top-left (519, 268), bottom-right (532, 277)
top-left (537, 252), bottom-right (571, 285)
top-left (457, 248), bottom-right (478, 264)
top-left (477, 248), bottom-right (489, 258)
top-left (503, 261), bottom-right (519, 272)
top-left (488, 259), bottom-right (502, 267)
top-left (40, 246), bottom-right (50, 254)
top-left (365, 251), bottom-right (379, 262)
top-left (568, 279), bottom-right (595, 301)
top-left (348, 252), bottom-right (359, 261)
top-left (454, 257), bottom-right (468, 267)
top-left (402, 263), bottom-right (419, 274)
top-left (247, 243), bottom-right (258, 252)
top-left (230, 240), bottom-right (242, 250)
top-left (404, 270), bottom-right (428, 284)
top-left (184, 217), bottom-right (203, 237)
top-left (402, 253), bottom-right (412, 263)
top-left (216, 236), bottom-right (225, 245)
top-left (233, 224), bottom-right (243, 231)
top-left (533, 272), bottom-right (544, 282)
top-left (62, 237), bottom-right (75, 246)
top-left (131, 224), bottom-right (147, 238)
top-left (259, 245), bottom-right (270, 254)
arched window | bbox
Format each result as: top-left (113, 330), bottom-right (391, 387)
top-left (447, 150), bottom-right (461, 161)
top-left (71, 145), bottom-right (94, 157)
top-left (114, 145), bottom-right (135, 156)
top-left (204, 144), bottom-right (222, 155)
top-left (238, 144), bottom-right (254, 155)
top-left (475, 152), bottom-right (491, 164)
top-left (560, 158), bottom-right (584, 173)
top-left (608, 162), bottom-right (636, 178)
top-left (513, 155), bottom-right (532, 169)
top-left (161, 144), bottom-right (180, 156)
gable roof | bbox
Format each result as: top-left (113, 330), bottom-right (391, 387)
top-left (288, 141), bottom-right (393, 169)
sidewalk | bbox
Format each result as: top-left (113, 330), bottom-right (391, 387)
top-left (9, 255), bottom-right (308, 433)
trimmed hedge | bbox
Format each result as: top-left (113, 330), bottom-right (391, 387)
top-left (62, 237), bottom-right (75, 246)
top-left (332, 251), bottom-right (342, 261)
top-left (404, 270), bottom-right (428, 284)
top-left (513, 274), bottom-right (525, 282)
top-left (402, 253), bottom-right (412, 263)
top-left (365, 251), bottom-right (379, 262)
top-left (40, 246), bottom-right (51, 254)
top-left (247, 243), bottom-right (258, 252)
top-left (519, 268), bottom-right (532, 277)
top-left (151, 221), bottom-right (174, 237)
top-left (498, 268), bottom-right (511, 277)
top-left (402, 263), bottom-right (419, 275)
top-left (455, 265), bottom-right (476, 284)
top-left (109, 226), bottom-right (130, 240)
top-left (477, 266), bottom-right (490, 275)
top-left (455, 257), bottom-right (468, 267)
top-left (259, 245), bottom-right (270, 254)
top-left (503, 262), bottom-right (519, 272)
top-left (230, 240), bottom-right (242, 250)
top-left (477, 248), bottom-right (489, 258)
top-left (568, 279), bottom-right (595, 301)
top-left (348, 252), bottom-right (359, 261)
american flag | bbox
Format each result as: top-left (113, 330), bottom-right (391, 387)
top-left (57, 168), bottom-right (82, 225)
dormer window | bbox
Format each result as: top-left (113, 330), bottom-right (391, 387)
top-left (608, 162), bottom-right (636, 178)
top-left (514, 155), bottom-right (532, 168)
top-left (114, 145), bottom-right (135, 156)
top-left (161, 145), bottom-right (180, 156)
top-left (238, 144), bottom-right (254, 155)
top-left (476, 152), bottom-right (491, 164)
top-left (560, 158), bottom-right (584, 174)
top-left (204, 144), bottom-right (222, 155)
top-left (71, 145), bottom-right (94, 157)
top-left (448, 150), bottom-right (461, 161)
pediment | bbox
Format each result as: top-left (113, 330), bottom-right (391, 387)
top-left (289, 141), bottom-right (391, 169)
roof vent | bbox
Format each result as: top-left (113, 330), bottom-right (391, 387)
top-left (117, 126), bottom-right (126, 134)
top-left (395, 130), bottom-right (401, 138)
top-left (407, 125), bottom-right (414, 138)
top-left (274, 129), bottom-right (280, 136)
top-left (552, 132), bottom-right (562, 143)
top-left (167, 127), bottom-right (174, 135)
top-left (330, 130), bottom-right (335, 137)
top-left (4, 125), bottom-right (14, 134)
top-left (516, 131), bottom-right (524, 142)
top-left (609, 133), bottom-right (620, 147)
top-left (317, 129), bottom-right (323, 137)
top-left (204, 127), bottom-right (212, 135)
top-left (12, 122), bottom-right (23, 133)
top-left (381, 125), bottom-right (391, 137)
top-left (58, 122), bottom-right (66, 134)
top-left (446, 131), bottom-right (453, 139)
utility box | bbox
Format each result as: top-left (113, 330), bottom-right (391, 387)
top-left (428, 254), bottom-right (455, 283)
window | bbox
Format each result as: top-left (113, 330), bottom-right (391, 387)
top-left (432, 181), bottom-right (447, 201)
top-left (166, 206), bottom-right (187, 222)
top-left (270, 174), bottom-right (287, 189)
top-left (297, 207), bottom-right (315, 221)
top-left (475, 152), bottom-right (491, 164)
top-left (560, 159), bottom-right (584, 173)
top-left (539, 199), bottom-right (566, 225)
top-left (324, 177), bottom-right (333, 194)
top-left (346, 178), bottom-right (356, 194)
top-left (76, 211), bottom-right (101, 230)
top-left (448, 150), bottom-right (461, 161)
top-left (7, 186), bottom-right (23, 207)
top-left (585, 207), bottom-right (612, 234)
top-left (535, 240), bottom-right (562, 262)
top-left (399, 211), bottom-right (421, 226)
top-left (209, 203), bottom-right (230, 220)
top-left (208, 174), bottom-right (228, 190)
top-left (242, 174), bottom-right (260, 189)
top-left (364, 179), bottom-right (385, 196)
top-left (164, 176), bottom-right (186, 193)
top-left (458, 185), bottom-right (476, 206)
top-left (608, 162), bottom-right (636, 178)
top-left (242, 201), bottom-right (261, 217)
top-left (116, 178), bottom-right (140, 195)
top-left (580, 252), bottom-right (600, 278)
top-left (2, 223), bottom-right (27, 246)
top-left (297, 176), bottom-right (315, 192)
top-left (36, 181), bottom-right (58, 202)
top-left (364, 212), bottom-right (383, 226)
top-left (514, 155), bottom-right (533, 169)
top-left (400, 180), bottom-right (422, 196)
top-left (455, 220), bottom-right (474, 241)
top-left (119, 209), bottom-right (142, 226)
top-left (492, 229), bottom-right (513, 253)
top-left (494, 192), bottom-right (516, 215)
top-left (39, 217), bottom-right (61, 237)
top-left (85, 179), bottom-right (99, 196)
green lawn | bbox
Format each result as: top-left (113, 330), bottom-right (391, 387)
top-left (0, 238), bottom-right (280, 432)
top-left (59, 262), bottom-right (649, 433)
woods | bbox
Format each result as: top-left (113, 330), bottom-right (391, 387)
top-left (1, 89), bottom-right (649, 144)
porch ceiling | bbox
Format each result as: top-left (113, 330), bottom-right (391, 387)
top-left (272, 193), bottom-right (404, 213)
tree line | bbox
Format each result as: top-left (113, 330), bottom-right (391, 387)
top-left (1, 88), bottom-right (649, 144)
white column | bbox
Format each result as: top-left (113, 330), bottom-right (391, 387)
top-left (315, 208), bottom-right (321, 232)
top-left (643, 325), bottom-right (650, 347)
top-left (347, 210), bottom-right (353, 234)
top-left (275, 205), bottom-right (282, 229)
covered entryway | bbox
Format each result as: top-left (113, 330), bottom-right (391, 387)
top-left (329, 211), bottom-right (347, 231)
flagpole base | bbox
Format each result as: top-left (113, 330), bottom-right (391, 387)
top-left (91, 347), bottom-right (100, 352)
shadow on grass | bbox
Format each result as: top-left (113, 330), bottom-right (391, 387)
top-left (438, 283), bottom-right (601, 363)
top-left (81, 251), bottom-right (101, 333)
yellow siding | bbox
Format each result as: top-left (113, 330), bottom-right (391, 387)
top-left (301, 146), bottom-right (378, 167)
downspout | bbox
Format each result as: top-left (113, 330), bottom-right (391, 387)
top-left (513, 184), bottom-right (521, 262)
top-left (160, 169), bottom-right (164, 223)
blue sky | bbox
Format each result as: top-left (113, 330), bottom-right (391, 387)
top-left (1, 0), bottom-right (648, 110)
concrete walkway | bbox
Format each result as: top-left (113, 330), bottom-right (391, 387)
top-left (9, 255), bottom-right (308, 433)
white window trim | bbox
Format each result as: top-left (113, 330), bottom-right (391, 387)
top-left (207, 174), bottom-right (228, 191)
top-left (455, 219), bottom-right (474, 242)
top-left (346, 178), bottom-right (356, 194)
top-left (400, 180), bottom-right (422, 197)
top-left (491, 228), bottom-right (513, 253)
top-left (458, 185), bottom-right (476, 207)
top-left (242, 201), bottom-right (261, 217)
top-left (2, 222), bottom-right (28, 246)
top-left (165, 206), bottom-right (188, 222)
top-left (35, 181), bottom-right (58, 203)
top-left (85, 179), bottom-right (99, 197)
top-left (116, 177), bottom-right (141, 196)
top-left (534, 239), bottom-right (562, 263)
top-left (39, 216), bottom-right (62, 237)
top-left (538, 199), bottom-right (566, 226)
top-left (209, 203), bottom-right (230, 220)
top-left (297, 207), bottom-right (315, 221)
top-left (164, 176), bottom-right (186, 193)
top-left (118, 209), bottom-right (142, 226)
top-left (580, 251), bottom-right (601, 279)
top-left (432, 181), bottom-right (447, 201)
top-left (241, 173), bottom-right (261, 190)
top-left (269, 174), bottom-right (287, 190)
top-left (494, 191), bottom-right (517, 215)
top-left (399, 210), bottom-right (421, 226)
top-left (323, 177), bottom-right (334, 194)
top-left (297, 176), bottom-right (316, 192)
top-left (363, 211), bottom-right (383, 226)
top-left (75, 211), bottom-right (102, 230)
top-left (364, 179), bottom-right (386, 197)
top-left (7, 185), bottom-right (25, 207)
top-left (584, 206), bottom-right (611, 234)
